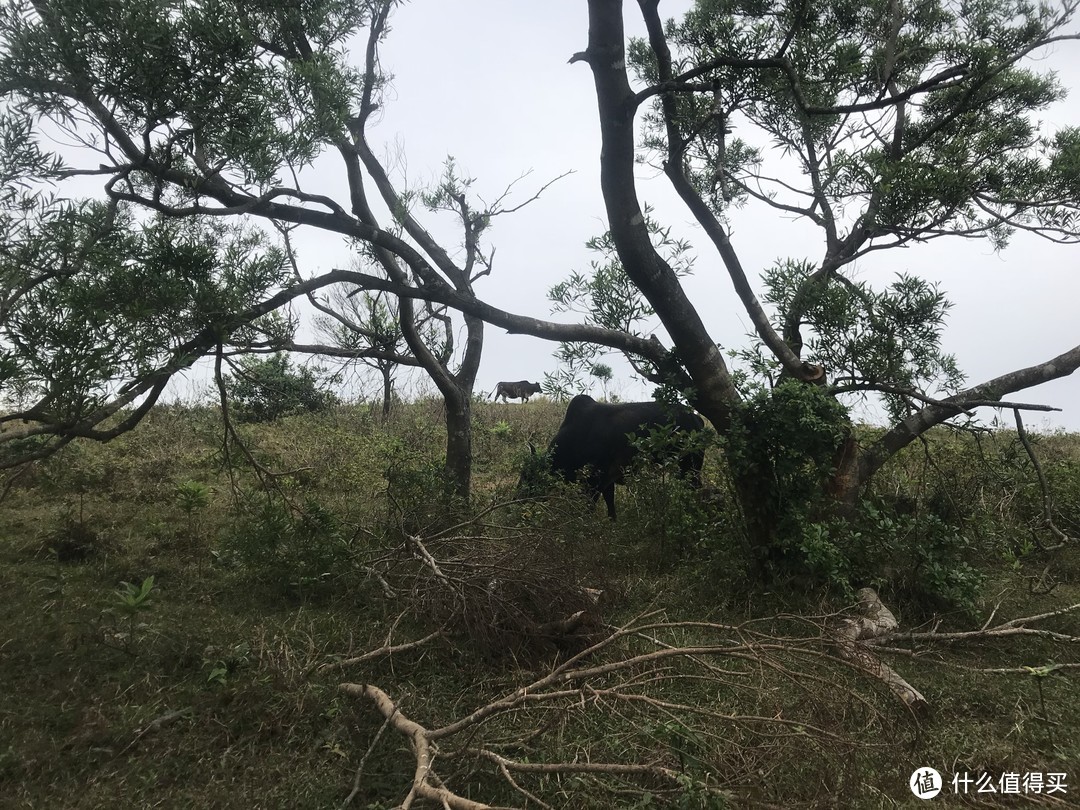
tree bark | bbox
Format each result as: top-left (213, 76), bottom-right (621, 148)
top-left (580, 0), bottom-right (741, 431)
top-left (380, 364), bottom-right (393, 418)
top-left (444, 388), bottom-right (473, 502)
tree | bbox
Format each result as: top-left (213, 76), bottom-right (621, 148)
top-left (2, 0), bottom-right (1079, 552)
top-left (567, 0), bottom-right (1080, 547)
top-left (0, 0), bottom-right (595, 497)
top-left (314, 287), bottom-right (413, 418)
top-left (225, 352), bottom-right (336, 423)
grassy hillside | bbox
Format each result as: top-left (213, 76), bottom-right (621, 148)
top-left (1, 399), bottom-right (1077, 808)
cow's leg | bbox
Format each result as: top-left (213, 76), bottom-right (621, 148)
top-left (602, 483), bottom-right (617, 520)
top-left (680, 452), bottom-right (705, 489)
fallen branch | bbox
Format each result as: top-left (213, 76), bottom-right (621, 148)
top-left (406, 533), bottom-right (459, 595)
top-left (468, 748), bottom-right (731, 800)
top-left (864, 602), bottom-right (1080, 646)
top-left (833, 593), bottom-right (1080, 712)
top-left (340, 710), bottom-right (394, 808)
top-left (833, 588), bottom-right (928, 712)
top-left (116, 706), bottom-right (193, 757)
top-left (339, 683), bottom-right (506, 810)
top-left (338, 610), bottom-right (876, 807)
top-left (319, 628), bottom-right (445, 674)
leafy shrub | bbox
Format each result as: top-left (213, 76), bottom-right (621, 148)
top-left (226, 353), bottom-right (337, 422)
top-left (384, 455), bottom-right (461, 530)
top-left (725, 381), bottom-right (849, 569)
top-left (793, 502), bottom-right (987, 612)
top-left (489, 420), bottom-right (513, 439)
top-left (220, 497), bottom-right (354, 598)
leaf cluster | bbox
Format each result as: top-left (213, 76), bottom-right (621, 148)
top-left (631, 0), bottom-right (1078, 243)
top-left (546, 208), bottom-right (694, 395)
top-left (761, 259), bottom-right (964, 419)
top-left (0, 197), bottom-right (287, 422)
top-left (225, 352), bottom-right (337, 423)
top-left (1, 0), bottom-right (378, 184)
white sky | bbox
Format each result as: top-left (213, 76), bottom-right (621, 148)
top-left (198, 2), bottom-right (1080, 427)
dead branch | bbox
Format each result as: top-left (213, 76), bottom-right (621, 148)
top-left (1014, 409), bottom-right (1072, 552)
top-left (852, 649), bottom-right (1080, 676)
top-left (341, 711), bottom-right (394, 808)
top-left (319, 628), bottom-right (445, 674)
top-left (834, 591), bottom-right (1080, 711)
top-left (337, 532), bottom-right (1074, 806)
top-left (405, 533), bottom-right (460, 596)
top-left (338, 608), bottom-right (881, 807)
top-left (116, 706), bottom-right (193, 757)
top-left (833, 588), bottom-right (928, 712)
top-left (339, 683), bottom-right (508, 810)
top-left (864, 602), bottom-right (1080, 646)
top-left (467, 748), bottom-right (733, 801)
top-left (365, 527), bottom-right (606, 656)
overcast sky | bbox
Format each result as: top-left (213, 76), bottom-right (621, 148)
top-left (279, 1), bottom-right (1080, 428)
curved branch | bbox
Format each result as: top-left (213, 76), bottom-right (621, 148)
top-left (636, 0), bottom-right (821, 384)
top-left (857, 344), bottom-right (1080, 484)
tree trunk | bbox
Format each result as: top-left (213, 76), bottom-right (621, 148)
top-left (444, 390), bottom-right (472, 503)
top-left (580, 0), bottom-right (741, 430)
top-left (381, 365), bottom-right (393, 418)
top-left (826, 432), bottom-right (862, 517)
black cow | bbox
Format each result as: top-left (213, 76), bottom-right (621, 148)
top-left (523, 394), bottom-right (705, 519)
top-left (493, 380), bottom-right (543, 403)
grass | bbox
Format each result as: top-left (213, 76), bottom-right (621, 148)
top-left (1, 399), bottom-right (1078, 808)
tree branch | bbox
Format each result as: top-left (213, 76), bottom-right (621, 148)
top-left (858, 345), bottom-right (1080, 485)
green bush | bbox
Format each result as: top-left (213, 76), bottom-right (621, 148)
top-left (219, 497), bottom-right (354, 599)
top-left (792, 503), bottom-right (987, 612)
top-left (226, 353), bottom-right (337, 422)
top-left (725, 381), bottom-right (849, 570)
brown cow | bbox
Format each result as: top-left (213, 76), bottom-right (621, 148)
top-left (493, 380), bottom-right (543, 403)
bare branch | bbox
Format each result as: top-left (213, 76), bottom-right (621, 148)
top-left (320, 629), bottom-right (446, 674)
top-left (339, 683), bottom-right (500, 810)
top-left (859, 344), bottom-right (1080, 485)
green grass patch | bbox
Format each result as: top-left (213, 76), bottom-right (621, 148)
top-left (1, 400), bottom-right (1077, 807)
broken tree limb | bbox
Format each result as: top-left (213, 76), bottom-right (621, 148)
top-left (339, 683), bottom-right (508, 810)
top-left (318, 629), bottom-right (445, 674)
top-left (843, 596), bottom-right (1080, 711)
top-left (863, 602), bottom-right (1080, 646)
top-left (337, 610), bottom-right (864, 807)
top-left (833, 588), bottom-right (929, 712)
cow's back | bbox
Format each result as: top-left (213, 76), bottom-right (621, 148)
top-left (550, 395), bottom-right (701, 474)
top-left (495, 380), bottom-right (542, 401)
